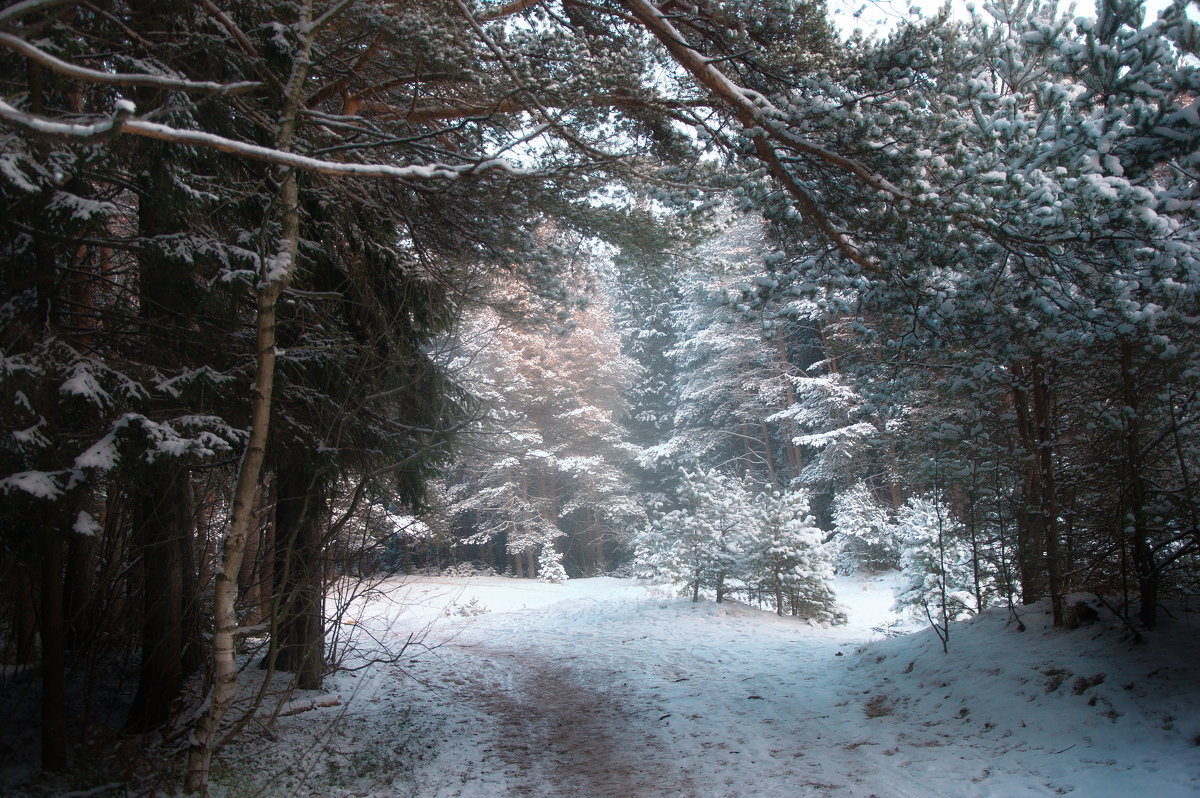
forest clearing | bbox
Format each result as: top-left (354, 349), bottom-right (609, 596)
top-left (3, 0), bottom-right (1200, 794)
top-left (194, 574), bottom-right (1200, 797)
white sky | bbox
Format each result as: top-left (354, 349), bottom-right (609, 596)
top-left (827, 0), bottom-right (1177, 39)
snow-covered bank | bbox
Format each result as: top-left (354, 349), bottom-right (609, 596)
top-left (848, 597), bottom-right (1200, 797)
top-left (210, 574), bottom-right (1199, 798)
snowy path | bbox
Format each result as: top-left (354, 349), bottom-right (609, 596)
top-left (445, 646), bottom-right (690, 797)
top-left (370, 576), bottom-right (1041, 797)
top-left (237, 576), bottom-right (1199, 798)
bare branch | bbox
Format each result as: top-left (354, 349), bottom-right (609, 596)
top-left (0, 0), bottom-right (74, 27)
top-left (195, 0), bottom-right (287, 94)
top-left (398, 93), bottom-right (710, 123)
top-left (0, 97), bottom-right (132, 140)
top-left (305, 31), bottom-right (386, 109)
top-left (0, 100), bottom-right (534, 180)
top-left (618, 0), bottom-right (895, 271)
top-left (0, 32), bottom-right (262, 94)
top-left (310, 0), bottom-right (359, 34)
top-left (480, 0), bottom-right (547, 21)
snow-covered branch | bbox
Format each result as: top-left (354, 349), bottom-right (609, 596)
top-left (619, 0), bottom-right (896, 271)
top-left (0, 32), bottom-right (262, 94)
top-left (0, 0), bottom-right (73, 26)
top-left (480, 0), bottom-right (547, 21)
top-left (0, 100), bottom-right (533, 180)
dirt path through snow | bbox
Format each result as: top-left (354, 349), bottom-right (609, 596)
top-left (452, 646), bottom-right (694, 798)
top-left (371, 577), bottom-right (1074, 797)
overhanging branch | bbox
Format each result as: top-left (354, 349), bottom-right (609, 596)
top-left (0, 32), bottom-right (262, 94)
top-left (0, 99), bottom-right (535, 180)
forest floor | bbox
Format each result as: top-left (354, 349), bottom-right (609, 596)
top-left (208, 573), bottom-right (1200, 798)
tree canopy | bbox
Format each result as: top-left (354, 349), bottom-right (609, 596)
top-left (2, 0), bottom-right (1199, 793)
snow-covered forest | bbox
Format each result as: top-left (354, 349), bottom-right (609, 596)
top-left (1, 0), bottom-right (1199, 794)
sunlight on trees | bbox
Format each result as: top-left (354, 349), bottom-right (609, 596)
top-left (1, 0), bottom-right (1199, 793)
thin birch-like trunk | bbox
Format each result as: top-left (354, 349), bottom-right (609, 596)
top-left (183, 4), bottom-right (313, 791)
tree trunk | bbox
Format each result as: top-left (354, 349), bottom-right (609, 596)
top-left (1031, 358), bottom-right (1064, 627)
top-left (238, 481), bottom-right (271, 628)
top-left (184, 3), bottom-right (313, 781)
top-left (1012, 374), bottom-right (1047, 606)
top-left (126, 467), bottom-right (191, 733)
top-left (41, 532), bottom-right (67, 771)
top-left (268, 464), bottom-right (326, 691)
top-left (180, 475), bottom-right (204, 678)
top-left (12, 566), bottom-right (39, 666)
top-left (1121, 340), bottom-right (1157, 629)
top-left (64, 528), bottom-right (97, 654)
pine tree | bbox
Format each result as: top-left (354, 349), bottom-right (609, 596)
top-left (750, 490), bottom-right (839, 621)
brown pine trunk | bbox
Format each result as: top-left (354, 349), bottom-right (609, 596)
top-left (184, 6), bottom-right (313, 779)
top-left (180, 476), bottom-right (204, 678)
top-left (238, 481), bottom-right (271, 628)
top-left (12, 566), bottom-right (39, 666)
top-left (777, 331), bottom-right (803, 475)
top-left (1031, 358), bottom-right (1063, 626)
top-left (1012, 359), bottom-right (1063, 624)
top-left (127, 467), bottom-right (191, 732)
top-left (41, 533), bottom-right (67, 771)
top-left (1121, 341), bottom-right (1157, 628)
top-left (1012, 375), bottom-right (1046, 606)
top-left (269, 464), bottom-right (326, 691)
top-left (64, 529), bottom-right (96, 654)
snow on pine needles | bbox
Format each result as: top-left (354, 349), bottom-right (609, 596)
top-left (210, 574), bottom-right (1200, 798)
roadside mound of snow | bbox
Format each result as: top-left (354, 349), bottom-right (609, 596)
top-left (847, 599), bottom-right (1200, 797)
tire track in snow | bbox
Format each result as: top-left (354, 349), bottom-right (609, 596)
top-left (452, 646), bottom-right (694, 798)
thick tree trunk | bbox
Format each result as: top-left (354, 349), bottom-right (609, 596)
top-left (590, 508), bottom-right (606, 575)
top-left (1012, 359), bottom-right (1063, 623)
top-left (238, 481), bottom-right (271, 628)
top-left (64, 529), bottom-right (96, 654)
top-left (127, 467), bottom-right (191, 733)
top-left (1121, 340), bottom-right (1158, 629)
top-left (11, 566), bottom-right (39, 666)
top-left (1012, 374), bottom-right (1047, 607)
top-left (41, 533), bottom-right (66, 772)
top-left (268, 464), bottom-right (326, 690)
top-left (184, 6), bottom-right (312, 778)
top-left (1031, 359), bottom-right (1064, 627)
top-left (180, 476), bottom-right (204, 679)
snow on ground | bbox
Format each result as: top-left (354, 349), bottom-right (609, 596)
top-left (213, 574), bottom-right (1200, 798)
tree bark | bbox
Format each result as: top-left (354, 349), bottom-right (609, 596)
top-left (184, 4), bottom-right (314, 787)
top-left (1031, 358), bottom-right (1064, 627)
top-left (1121, 340), bottom-right (1157, 629)
top-left (40, 532), bottom-right (66, 771)
top-left (1012, 374), bottom-right (1047, 606)
top-left (12, 564), bottom-right (39, 666)
top-left (126, 467), bottom-right (191, 733)
top-left (237, 481), bottom-right (271, 628)
top-left (63, 527), bottom-right (96, 654)
top-left (267, 464), bottom-right (326, 690)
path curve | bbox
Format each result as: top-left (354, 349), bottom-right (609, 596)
top-left (451, 645), bottom-right (694, 798)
